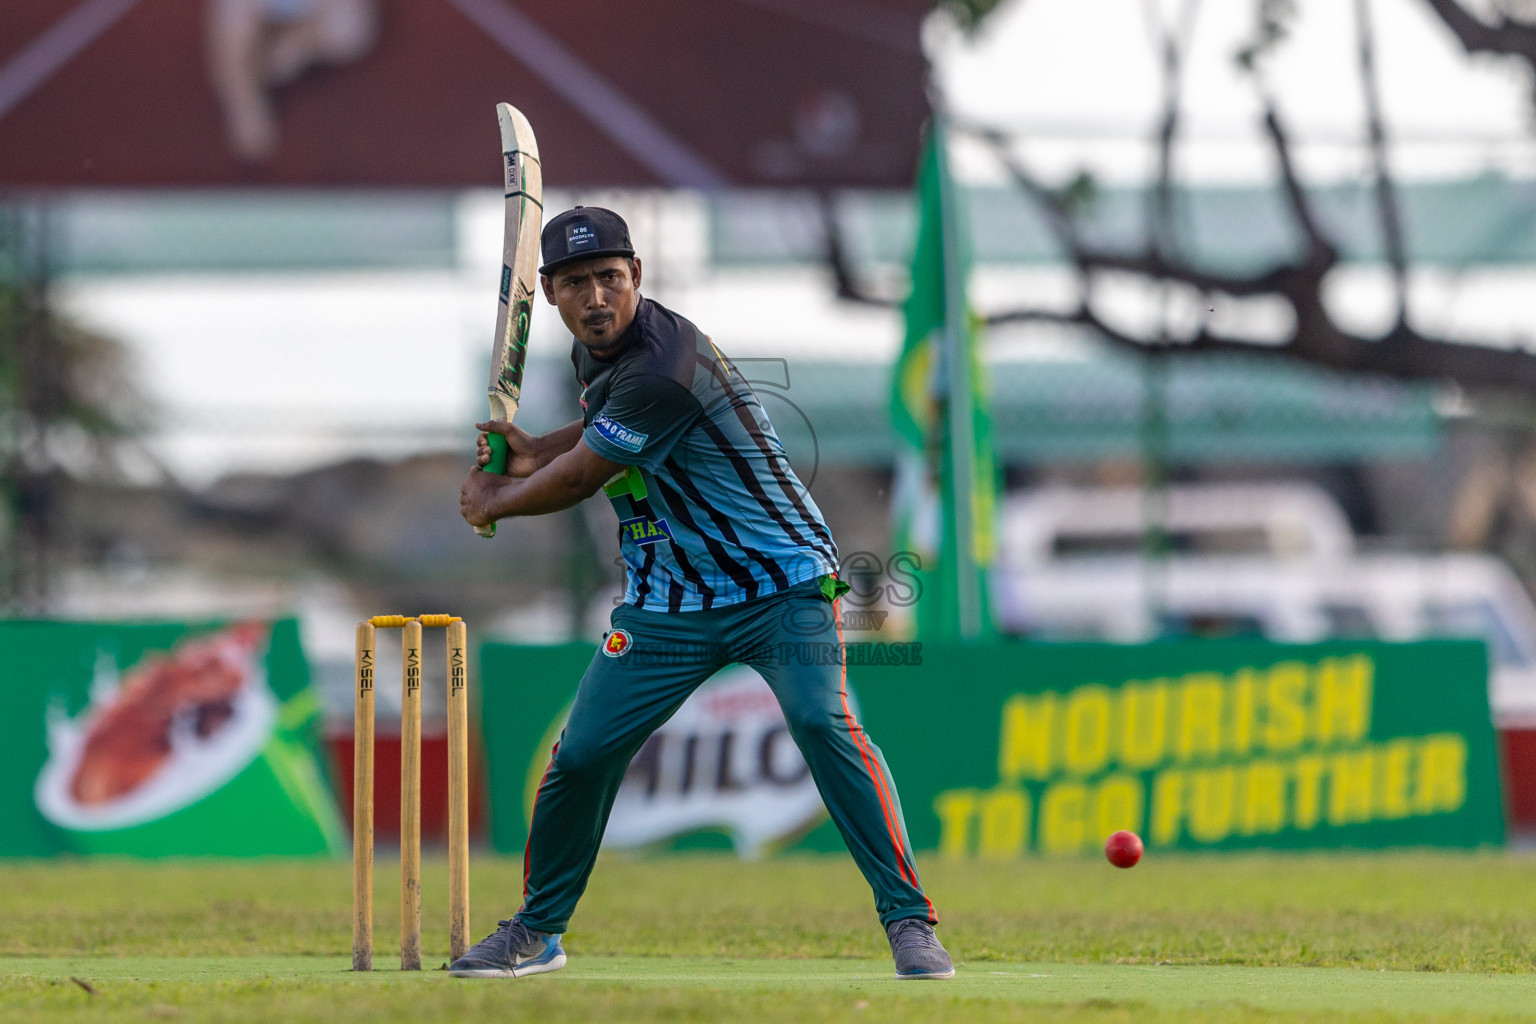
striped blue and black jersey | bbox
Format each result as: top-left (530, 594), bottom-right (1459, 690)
top-left (575, 297), bottom-right (838, 612)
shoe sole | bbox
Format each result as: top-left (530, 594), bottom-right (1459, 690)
top-left (895, 968), bottom-right (956, 980)
top-left (450, 953), bottom-right (567, 979)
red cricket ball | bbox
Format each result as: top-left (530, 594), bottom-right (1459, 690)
top-left (1105, 830), bottom-right (1143, 868)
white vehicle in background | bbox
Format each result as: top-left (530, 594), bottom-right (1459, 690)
top-left (991, 483), bottom-right (1536, 727)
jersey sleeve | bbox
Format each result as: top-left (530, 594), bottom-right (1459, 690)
top-left (583, 371), bottom-right (703, 470)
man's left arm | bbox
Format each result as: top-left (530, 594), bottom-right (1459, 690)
top-left (460, 370), bottom-right (699, 529)
top-left (460, 440), bottom-right (622, 528)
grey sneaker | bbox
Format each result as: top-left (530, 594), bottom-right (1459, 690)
top-left (886, 918), bottom-right (955, 980)
top-left (448, 918), bottom-right (566, 978)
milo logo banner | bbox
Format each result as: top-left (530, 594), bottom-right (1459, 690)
top-left (851, 641), bottom-right (1504, 856)
top-left (603, 665), bottom-right (825, 854)
top-left (0, 619), bottom-right (344, 857)
top-left (481, 646), bottom-right (831, 855)
top-left (478, 640), bottom-right (1503, 858)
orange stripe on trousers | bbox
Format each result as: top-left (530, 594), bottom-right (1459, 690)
top-left (834, 602), bottom-right (935, 919)
top-left (522, 741), bottom-right (558, 905)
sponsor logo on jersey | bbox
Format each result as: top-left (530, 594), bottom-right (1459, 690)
top-left (567, 222), bottom-right (599, 251)
top-left (619, 516), bottom-right (674, 546)
top-left (602, 629), bottom-right (633, 657)
top-left (592, 414), bottom-right (647, 453)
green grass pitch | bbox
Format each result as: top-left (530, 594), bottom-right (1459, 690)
top-left (3, 851), bottom-right (1535, 1022)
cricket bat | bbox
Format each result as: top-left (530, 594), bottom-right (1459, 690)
top-left (475, 103), bottom-right (543, 538)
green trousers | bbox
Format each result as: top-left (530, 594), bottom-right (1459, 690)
top-left (515, 576), bottom-right (936, 933)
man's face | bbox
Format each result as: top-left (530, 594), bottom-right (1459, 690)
top-left (541, 255), bottom-right (643, 351)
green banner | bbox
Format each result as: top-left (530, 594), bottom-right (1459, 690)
top-left (479, 640), bottom-right (1503, 857)
top-left (855, 641), bottom-right (1504, 855)
top-left (480, 645), bottom-right (585, 854)
top-left (480, 645), bottom-right (850, 856)
top-left (1, 619), bottom-right (344, 857)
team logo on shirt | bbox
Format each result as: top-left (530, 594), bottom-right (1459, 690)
top-left (619, 515), bottom-right (674, 546)
top-left (602, 629), bottom-right (633, 657)
top-left (593, 413), bottom-right (648, 453)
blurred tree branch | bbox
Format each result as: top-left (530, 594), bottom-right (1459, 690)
top-left (973, 110), bottom-right (1536, 389)
top-left (1422, 0), bottom-right (1536, 76)
top-left (820, 192), bottom-right (895, 308)
top-left (933, 0), bottom-right (1009, 34)
top-left (829, 0), bottom-right (1536, 395)
top-left (1355, 0), bottom-right (1409, 331)
top-left (0, 281), bottom-right (149, 478)
top-left (1, 203), bottom-right (152, 609)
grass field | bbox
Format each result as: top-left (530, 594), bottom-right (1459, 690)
top-left (3, 851), bottom-right (1535, 1021)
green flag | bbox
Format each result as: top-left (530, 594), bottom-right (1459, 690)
top-left (889, 117), bottom-right (997, 642)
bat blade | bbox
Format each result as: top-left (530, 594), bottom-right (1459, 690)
top-left (476, 102), bottom-right (543, 538)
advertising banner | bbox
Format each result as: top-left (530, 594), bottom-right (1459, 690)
top-left (481, 646), bottom-right (831, 856)
top-left (1, 1), bottom-right (927, 188)
top-left (1, 619), bottom-right (344, 857)
top-left (479, 640), bottom-right (1504, 857)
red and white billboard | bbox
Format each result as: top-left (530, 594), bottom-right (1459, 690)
top-left (0, 0), bottom-right (930, 189)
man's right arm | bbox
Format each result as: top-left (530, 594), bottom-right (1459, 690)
top-left (475, 419), bottom-right (584, 477)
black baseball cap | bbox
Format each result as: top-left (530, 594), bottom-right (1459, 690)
top-left (539, 206), bottom-right (635, 275)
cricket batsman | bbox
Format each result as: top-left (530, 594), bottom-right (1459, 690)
top-left (454, 207), bottom-right (953, 981)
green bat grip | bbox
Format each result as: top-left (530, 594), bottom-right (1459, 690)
top-left (474, 432), bottom-right (510, 538)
